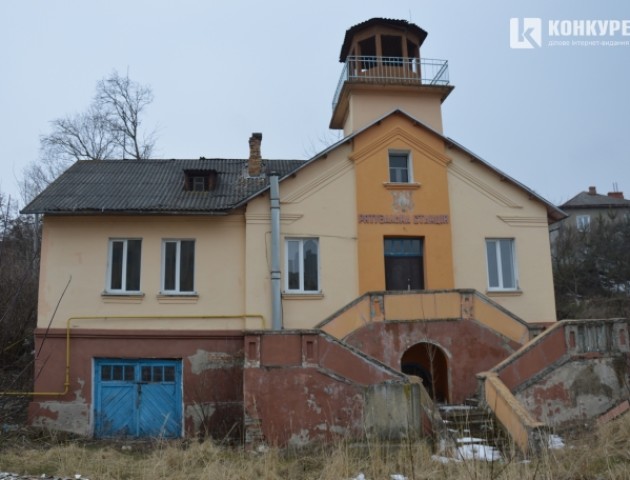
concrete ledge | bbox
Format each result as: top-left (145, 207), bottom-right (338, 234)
top-left (479, 371), bottom-right (548, 455)
top-left (596, 399), bottom-right (629, 426)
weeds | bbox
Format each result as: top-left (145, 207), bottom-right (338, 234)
top-left (0, 416), bottom-right (628, 480)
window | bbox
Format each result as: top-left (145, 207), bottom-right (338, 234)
top-left (141, 365), bottom-right (176, 383)
top-left (107, 239), bottom-right (141, 293)
top-left (382, 35), bottom-right (403, 66)
top-left (486, 239), bottom-right (518, 291)
top-left (183, 170), bottom-right (217, 192)
top-left (101, 364), bottom-right (135, 382)
top-left (192, 176), bottom-right (206, 191)
top-left (389, 152), bottom-right (411, 183)
top-left (576, 215), bottom-right (591, 232)
top-left (285, 238), bottom-right (319, 293)
top-left (359, 36), bottom-right (377, 70)
top-left (162, 240), bottom-right (195, 294)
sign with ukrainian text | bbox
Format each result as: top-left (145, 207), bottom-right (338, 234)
top-left (358, 214), bottom-right (449, 225)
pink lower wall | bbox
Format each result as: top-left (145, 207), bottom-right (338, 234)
top-left (29, 329), bottom-right (245, 440)
top-left (344, 319), bottom-right (521, 403)
top-left (29, 328), bottom-right (415, 445)
top-left (242, 331), bottom-right (411, 446)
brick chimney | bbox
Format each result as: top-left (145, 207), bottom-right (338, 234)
top-left (607, 191), bottom-right (624, 199)
top-left (248, 133), bottom-right (263, 177)
top-left (588, 186), bottom-right (597, 195)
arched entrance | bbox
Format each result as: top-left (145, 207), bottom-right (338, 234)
top-left (401, 342), bottom-right (449, 403)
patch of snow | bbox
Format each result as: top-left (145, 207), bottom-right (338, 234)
top-left (548, 434), bottom-right (565, 450)
top-left (456, 443), bottom-right (502, 462)
top-left (456, 437), bottom-right (484, 444)
top-left (390, 475), bottom-right (407, 480)
top-left (350, 474), bottom-right (366, 480)
top-left (431, 454), bottom-right (462, 464)
top-left (439, 405), bottom-right (474, 412)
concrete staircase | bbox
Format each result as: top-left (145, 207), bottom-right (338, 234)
top-left (438, 400), bottom-right (510, 458)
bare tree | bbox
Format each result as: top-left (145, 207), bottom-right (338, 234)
top-left (553, 213), bottom-right (630, 319)
top-left (96, 70), bottom-right (155, 160)
top-left (0, 191), bottom-right (39, 407)
top-left (21, 70), bottom-right (156, 202)
top-left (41, 105), bottom-right (118, 162)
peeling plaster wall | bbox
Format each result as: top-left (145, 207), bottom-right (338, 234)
top-left (516, 356), bottom-right (630, 428)
top-left (345, 318), bottom-right (519, 403)
top-left (243, 331), bottom-right (413, 447)
top-left (184, 346), bottom-right (245, 440)
top-left (30, 398), bottom-right (90, 436)
top-left (244, 366), bottom-right (365, 447)
top-left (490, 319), bottom-right (630, 433)
top-left (29, 329), bottom-right (245, 441)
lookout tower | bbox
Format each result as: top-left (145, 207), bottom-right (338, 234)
top-left (330, 18), bottom-right (454, 135)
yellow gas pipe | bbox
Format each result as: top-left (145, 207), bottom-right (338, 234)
top-left (0, 314), bottom-right (265, 397)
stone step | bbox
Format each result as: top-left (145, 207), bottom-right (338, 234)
top-left (439, 404), bottom-right (506, 447)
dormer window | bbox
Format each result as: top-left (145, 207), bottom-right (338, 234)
top-left (184, 170), bottom-right (217, 192)
top-left (192, 176), bottom-right (206, 192)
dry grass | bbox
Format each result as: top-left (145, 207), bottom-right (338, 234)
top-left (0, 416), bottom-right (628, 480)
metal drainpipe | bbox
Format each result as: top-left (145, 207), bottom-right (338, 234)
top-left (269, 173), bottom-right (282, 330)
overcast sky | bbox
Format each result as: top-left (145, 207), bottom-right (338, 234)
top-left (1, 0), bottom-right (629, 208)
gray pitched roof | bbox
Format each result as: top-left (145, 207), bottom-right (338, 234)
top-left (561, 191), bottom-right (630, 209)
top-left (22, 110), bottom-right (567, 225)
top-left (22, 158), bottom-right (304, 215)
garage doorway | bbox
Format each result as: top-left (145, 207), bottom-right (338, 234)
top-left (401, 343), bottom-right (449, 403)
top-left (94, 359), bottom-right (182, 438)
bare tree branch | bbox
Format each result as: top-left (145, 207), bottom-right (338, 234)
top-left (96, 70), bottom-right (155, 160)
top-left (20, 70), bottom-right (157, 202)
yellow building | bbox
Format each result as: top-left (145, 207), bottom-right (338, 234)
top-left (21, 18), bottom-right (565, 442)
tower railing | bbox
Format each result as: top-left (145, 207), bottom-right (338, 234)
top-left (333, 56), bottom-right (450, 110)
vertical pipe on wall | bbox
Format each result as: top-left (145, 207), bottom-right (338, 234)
top-left (270, 173), bottom-right (283, 330)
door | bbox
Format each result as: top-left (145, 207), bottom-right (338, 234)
top-left (401, 342), bottom-right (449, 403)
top-left (384, 237), bottom-right (424, 290)
top-left (94, 359), bottom-right (182, 438)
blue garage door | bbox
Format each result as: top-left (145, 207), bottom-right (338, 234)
top-left (94, 359), bottom-right (182, 438)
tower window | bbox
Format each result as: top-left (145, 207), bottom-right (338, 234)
top-left (359, 36), bottom-right (377, 70)
top-left (406, 39), bottom-right (419, 59)
top-left (359, 36), bottom-right (377, 56)
top-left (382, 35), bottom-right (403, 58)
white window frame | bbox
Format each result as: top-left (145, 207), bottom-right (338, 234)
top-left (485, 238), bottom-right (519, 291)
top-left (388, 150), bottom-right (413, 183)
top-left (161, 239), bottom-right (196, 294)
top-left (106, 238), bottom-right (142, 294)
top-left (284, 238), bottom-right (320, 294)
top-left (192, 176), bottom-right (206, 192)
top-left (576, 215), bottom-right (591, 232)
